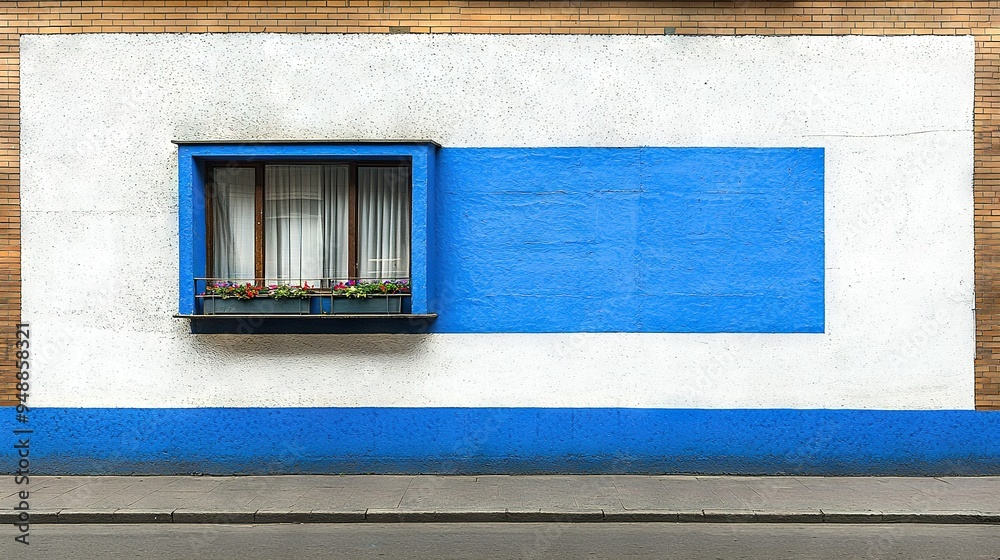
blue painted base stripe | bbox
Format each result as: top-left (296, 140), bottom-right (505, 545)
top-left (7, 408), bottom-right (1000, 475)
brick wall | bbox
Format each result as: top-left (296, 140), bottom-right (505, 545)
top-left (1, 0), bottom-right (997, 409)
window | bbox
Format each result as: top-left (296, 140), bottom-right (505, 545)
top-left (176, 141), bottom-right (437, 331)
top-left (207, 162), bottom-right (412, 285)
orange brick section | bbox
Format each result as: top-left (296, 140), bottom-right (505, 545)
top-left (0, 1), bottom-right (997, 409)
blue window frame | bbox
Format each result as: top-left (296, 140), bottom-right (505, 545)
top-left (176, 141), bottom-right (437, 322)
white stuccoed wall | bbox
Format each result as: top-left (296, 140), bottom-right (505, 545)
top-left (20, 34), bottom-right (974, 409)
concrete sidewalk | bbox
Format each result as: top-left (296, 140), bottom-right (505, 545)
top-left (3, 475), bottom-right (999, 524)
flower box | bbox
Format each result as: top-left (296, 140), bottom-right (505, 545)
top-left (330, 295), bottom-right (404, 315)
top-left (202, 296), bottom-right (310, 315)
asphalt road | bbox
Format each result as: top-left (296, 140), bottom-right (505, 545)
top-left (4, 523), bottom-right (1000, 559)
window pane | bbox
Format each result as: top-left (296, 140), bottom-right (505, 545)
top-left (358, 166), bottom-right (411, 280)
top-left (265, 164), bottom-right (349, 284)
top-left (212, 167), bottom-right (256, 281)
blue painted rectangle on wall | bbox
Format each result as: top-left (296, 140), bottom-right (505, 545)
top-left (433, 147), bottom-right (824, 333)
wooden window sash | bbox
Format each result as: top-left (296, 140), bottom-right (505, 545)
top-left (348, 163), bottom-right (358, 280)
top-left (254, 163), bottom-right (265, 284)
top-left (205, 170), bottom-right (215, 281)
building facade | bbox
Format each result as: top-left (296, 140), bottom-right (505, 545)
top-left (2, 1), bottom-right (1000, 474)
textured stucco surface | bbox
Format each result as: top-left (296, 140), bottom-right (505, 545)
top-left (20, 34), bottom-right (974, 409)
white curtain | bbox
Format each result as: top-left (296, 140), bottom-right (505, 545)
top-left (212, 168), bottom-right (256, 281)
top-left (265, 164), bottom-right (349, 284)
top-left (215, 164), bottom-right (407, 285)
top-left (358, 166), bottom-right (410, 280)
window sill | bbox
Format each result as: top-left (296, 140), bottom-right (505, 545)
top-left (175, 313), bottom-right (437, 334)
